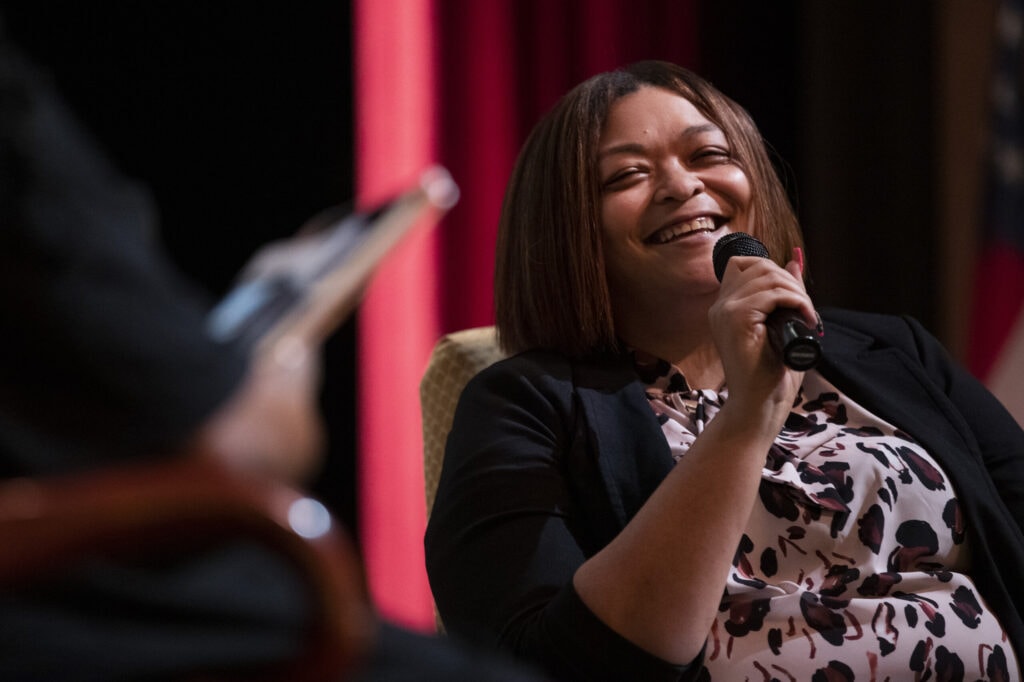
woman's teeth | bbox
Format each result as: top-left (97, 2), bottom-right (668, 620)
top-left (649, 216), bottom-right (717, 244)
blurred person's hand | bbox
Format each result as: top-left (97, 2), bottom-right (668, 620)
top-left (192, 335), bottom-right (325, 485)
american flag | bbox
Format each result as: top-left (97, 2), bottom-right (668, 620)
top-left (968, 0), bottom-right (1024, 426)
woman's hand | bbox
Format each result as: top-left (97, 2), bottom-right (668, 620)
top-left (708, 254), bottom-right (814, 417)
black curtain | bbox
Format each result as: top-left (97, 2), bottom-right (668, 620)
top-left (700, 0), bottom-right (938, 334)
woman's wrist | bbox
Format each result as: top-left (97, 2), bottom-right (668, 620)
top-left (710, 392), bottom-right (791, 446)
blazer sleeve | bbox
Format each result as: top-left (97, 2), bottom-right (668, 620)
top-left (424, 353), bottom-right (693, 681)
top-left (0, 36), bottom-right (247, 474)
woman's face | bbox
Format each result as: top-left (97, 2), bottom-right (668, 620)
top-left (597, 86), bottom-right (753, 319)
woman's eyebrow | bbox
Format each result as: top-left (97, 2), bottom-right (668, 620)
top-left (682, 123), bottom-right (723, 138)
top-left (597, 142), bottom-right (646, 161)
top-left (599, 124), bottom-right (725, 161)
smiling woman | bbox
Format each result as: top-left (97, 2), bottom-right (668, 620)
top-left (597, 87), bottom-right (758, 378)
top-left (493, 63), bottom-right (802, 361)
top-left (424, 61), bottom-right (1024, 681)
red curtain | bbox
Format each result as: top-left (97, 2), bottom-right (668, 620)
top-left (355, 0), bottom-right (699, 630)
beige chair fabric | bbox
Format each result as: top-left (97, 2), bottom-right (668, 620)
top-left (420, 326), bottom-right (506, 517)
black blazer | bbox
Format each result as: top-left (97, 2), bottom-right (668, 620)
top-left (425, 308), bottom-right (1024, 681)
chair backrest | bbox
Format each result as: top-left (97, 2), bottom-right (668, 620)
top-left (419, 326), bottom-right (506, 516)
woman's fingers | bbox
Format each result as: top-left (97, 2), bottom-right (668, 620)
top-left (717, 256), bottom-right (815, 327)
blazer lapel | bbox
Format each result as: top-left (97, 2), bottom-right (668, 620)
top-left (570, 355), bottom-right (675, 540)
top-left (817, 319), bottom-right (982, 484)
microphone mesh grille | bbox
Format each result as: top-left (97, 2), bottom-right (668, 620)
top-left (712, 233), bottom-right (770, 282)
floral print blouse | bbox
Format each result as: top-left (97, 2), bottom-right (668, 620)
top-left (635, 354), bottom-right (1019, 681)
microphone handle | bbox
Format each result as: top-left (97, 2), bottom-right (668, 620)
top-left (767, 308), bottom-right (821, 371)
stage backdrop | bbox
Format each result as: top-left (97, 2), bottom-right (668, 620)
top-left (354, 0), bottom-right (698, 630)
top-left (968, 0), bottom-right (1024, 426)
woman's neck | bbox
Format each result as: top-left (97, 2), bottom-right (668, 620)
top-left (673, 345), bottom-right (725, 390)
top-left (620, 312), bottom-right (725, 390)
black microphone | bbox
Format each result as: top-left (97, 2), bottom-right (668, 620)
top-left (712, 232), bottom-right (822, 371)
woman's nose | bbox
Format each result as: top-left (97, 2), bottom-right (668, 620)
top-left (653, 160), bottom-right (704, 203)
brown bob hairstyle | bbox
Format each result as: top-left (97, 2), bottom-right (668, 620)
top-left (494, 60), bottom-right (804, 358)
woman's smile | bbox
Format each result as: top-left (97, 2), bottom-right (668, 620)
top-left (645, 214), bottom-right (721, 245)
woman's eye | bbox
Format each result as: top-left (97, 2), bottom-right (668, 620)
top-left (602, 168), bottom-right (644, 189)
top-left (694, 147), bottom-right (731, 163)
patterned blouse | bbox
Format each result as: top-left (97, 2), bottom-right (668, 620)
top-left (634, 353), bottom-right (1019, 681)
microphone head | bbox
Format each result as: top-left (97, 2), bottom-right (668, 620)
top-left (712, 232), bottom-right (770, 282)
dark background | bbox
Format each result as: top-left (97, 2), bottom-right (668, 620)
top-left (1, 2), bottom-right (360, 529)
top-left (2, 1), bottom-right (938, 535)
top-left (699, 1), bottom-right (937, 332)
